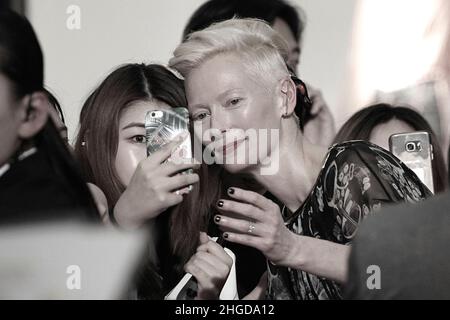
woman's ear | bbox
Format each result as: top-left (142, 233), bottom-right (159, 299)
top-left (279, 77), bottom-right (297, 118)
top-left (17, 91), bottom-right (50, 139)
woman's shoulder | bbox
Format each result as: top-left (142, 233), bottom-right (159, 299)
top-left (322, 140), bottom-right (431, 201)
top-left (328, 140), bottom-right (389, 155)
top-left (325, 140), bottom-right (400, 167)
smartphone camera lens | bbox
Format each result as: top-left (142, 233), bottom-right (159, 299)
top-left (151, 112), bottom-right (156, 117)
top-left (406, 142), bottom-right (416, 152)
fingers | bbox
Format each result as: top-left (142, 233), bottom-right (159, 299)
top-left (214, 214), bottom-right (261, 236)
top-left (184, 261), bottom-right (212, 294)
top-left (148, 133), bottom-right (188, 164)
top-left (199, 232), bottom-right (209, 245)
top-left (216, 198), bottom-right (264, 222)
top-left (304, 83), bottom-right (324, 115)
top-left (186, 253), bottom-right (218, 277)
top-left (163, 193), bottom-right (184, 207)
top-left (193, 252), bottom-right (230, 278)
top-left (184, 249), bottom-right (232, 300)
top-left (225, 187), bottom-right (272, 210)
top-left (163, 173), bottom-right (199, 192)
top-left (160, 160), bottom-right (200, 176)
top-left (309, 89), bottom-right (325, 115)
top-left (222, 232), bottom-right (262, 251)
top-left (196, 239), bottom-right (233, 267)
top-left (310, 99), bottom-right (324, 116)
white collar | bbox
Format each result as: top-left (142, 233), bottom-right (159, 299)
top-left (0, 163), bottom-right (10, 179)
top-left (0, 147), bottom-right (38, 179)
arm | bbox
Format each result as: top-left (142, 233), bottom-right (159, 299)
top-left (280, 234), bottom-right (350, 284)
top-left (184, 232), bottom-right (233, 300)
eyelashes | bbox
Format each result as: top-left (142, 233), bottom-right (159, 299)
top-left (191, 97), bottom-right (244, 121)
top-left (129, 135), bottom-right (147, 144)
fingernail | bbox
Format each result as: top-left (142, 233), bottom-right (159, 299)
top-left (214, 215), bottom-right (221, 223)
top-left (223, 233), bottom-right (229, 239)
top-left (211, 136), bottom-right (216, 142)
top-left (211, 150), bottom-right (215, 158)
top-left (228, 188), bottom-right (235, 195)
top-left (217, 200), bottom-right (224, 208)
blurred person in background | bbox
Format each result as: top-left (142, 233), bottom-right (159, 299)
top-left (0, 10), bottom-right (100, 223)
top-left (334, 104), bottom-right (448, 194)
top-left (44, 88), bottom-right (109, 222)
top-left (345, 190), bottom-right (450, 299)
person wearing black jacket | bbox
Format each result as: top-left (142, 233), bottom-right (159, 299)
top-left (0, 10), bottom-right (99, 224)
top-left (345, 192), bottom-right (450, 300)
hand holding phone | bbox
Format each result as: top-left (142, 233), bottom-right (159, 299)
top-left (145, 108), bottom-right (194, 194)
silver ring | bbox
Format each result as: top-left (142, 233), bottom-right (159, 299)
top-left (247, 223), bottom-right (256, 234)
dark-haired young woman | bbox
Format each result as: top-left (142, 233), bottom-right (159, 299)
top-left (74, 63), bottom-right (233, 299)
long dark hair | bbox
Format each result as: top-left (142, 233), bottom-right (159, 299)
top-left (75, 63), bottom-right (220, 297)
top-left (334, 104), bottom-right (448, 193)
top-left (0, 10), bottom-right (99, 220)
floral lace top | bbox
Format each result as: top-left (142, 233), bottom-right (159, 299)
top-left (266, 141), bottom-right (432, 300)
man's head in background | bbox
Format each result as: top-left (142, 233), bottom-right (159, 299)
top-left (183, 0), bottom-right (306, 73)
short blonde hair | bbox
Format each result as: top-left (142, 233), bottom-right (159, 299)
top-left (169, 18), bottom-right (290, 88)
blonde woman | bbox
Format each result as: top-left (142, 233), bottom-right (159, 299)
top-left (169, 18), bottom-right (431, 300)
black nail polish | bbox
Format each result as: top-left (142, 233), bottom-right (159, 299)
top-left (228, 188), bottom-right (235, 195)
top-left (223, 233), bottom-right (229, 239)
top-left (214, 215), bottom-right (221, 223)
top-left (211, 136), bottom-right (216, 142)
top-left (211, 150), bottom-right (215, 158)
top-left (217, 200), bottom-right (224, 208)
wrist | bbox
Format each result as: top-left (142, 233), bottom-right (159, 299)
top-left (274, 231), bottom-right (308, 269)
top-left (113, 197), bottom-right (143, 231)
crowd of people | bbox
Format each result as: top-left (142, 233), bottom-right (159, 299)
top-left (1, 0), bottom-right (449, 300)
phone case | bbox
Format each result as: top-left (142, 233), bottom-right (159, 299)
top-left (145, 108), bottom-right (191, 157)
top-left (389, 131), bottom-right (434, 194)
top-left (145, 108), bottom-right (193, 193)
